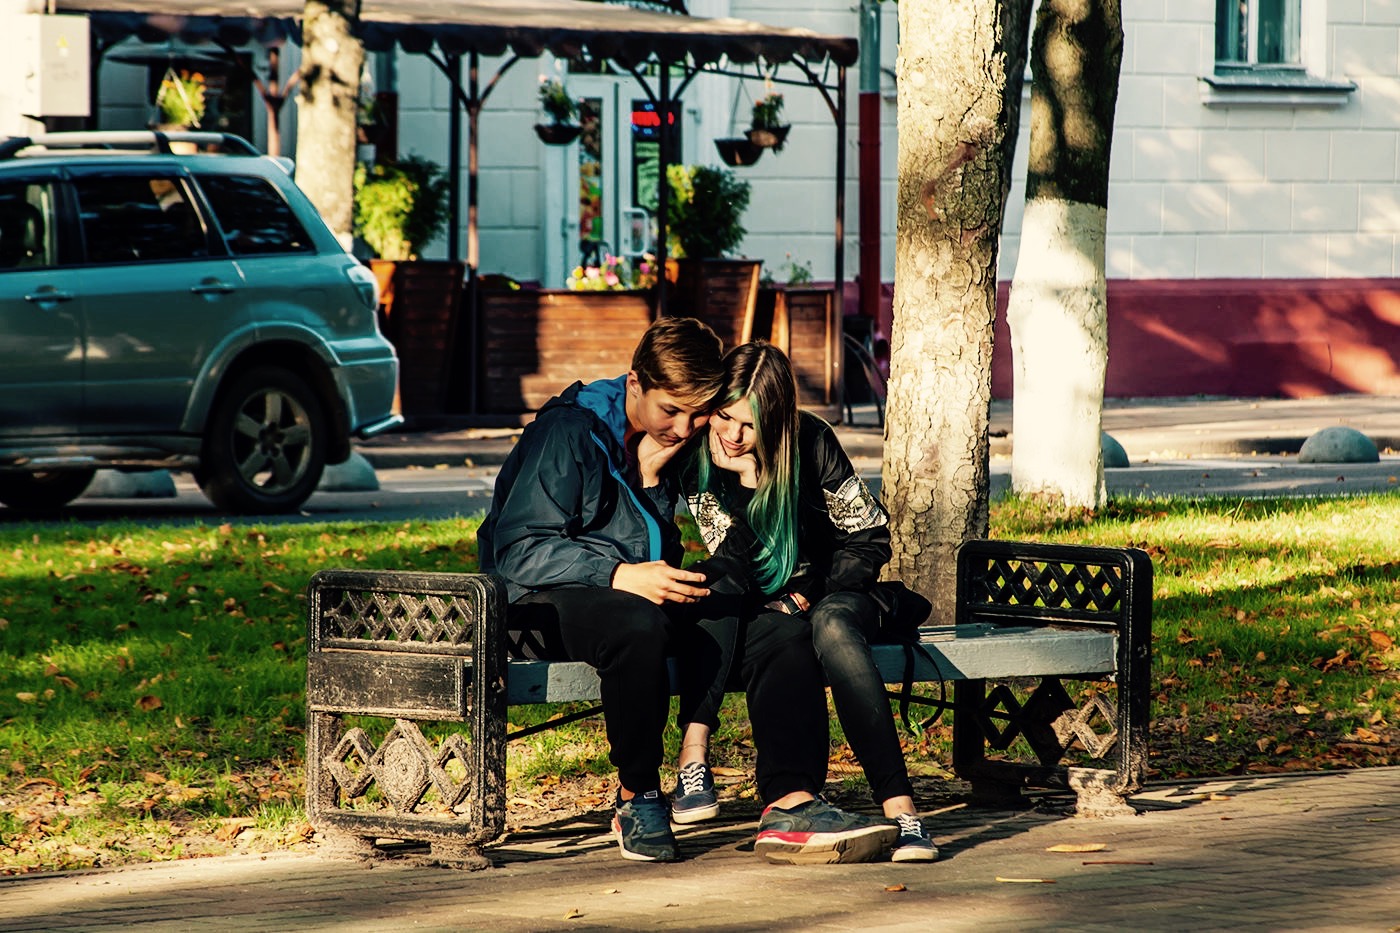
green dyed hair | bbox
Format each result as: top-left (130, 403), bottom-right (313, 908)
top-left (694, 341), bottom-right (800, 594)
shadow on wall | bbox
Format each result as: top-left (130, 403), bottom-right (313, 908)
top-left (992, 278), bottom-right (1400, 399)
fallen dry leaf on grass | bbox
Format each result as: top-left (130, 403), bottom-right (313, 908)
top-left (710, 766), bottom-right (746, 777)
top-left (214, 818), bottom-right (254, 842)
top-left (1045, 843), bottom-right (1107, 853)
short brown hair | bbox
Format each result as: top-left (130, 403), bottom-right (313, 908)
top-left (631, 316), bottom-right (724, 407)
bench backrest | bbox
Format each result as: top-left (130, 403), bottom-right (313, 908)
top-left (956, 539), bottom-right (1152, 633)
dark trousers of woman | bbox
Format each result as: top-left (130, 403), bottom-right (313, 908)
top-left (675, 595), bottom-right (831, 804)
top-left (507, 588), bottom-right (676, 797)
top-left (680, 590), bottom-right (915, 808)
top-left (808, 591), bottom-right (916, 806)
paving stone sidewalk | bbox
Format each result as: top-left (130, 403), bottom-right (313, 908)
top-left (3, 767), bottom-right (1398, 932)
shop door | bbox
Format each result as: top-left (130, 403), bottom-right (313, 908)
top-left (543, 75), bottom-right (679, 287)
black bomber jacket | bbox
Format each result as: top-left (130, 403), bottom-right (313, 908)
top-left (682, 411), bottom-right (890, 605)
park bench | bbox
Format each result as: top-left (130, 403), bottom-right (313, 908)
top-left (304, 539), bottom-right (1152, 867)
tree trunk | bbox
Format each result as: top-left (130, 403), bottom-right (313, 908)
top-left (885, 0), bottom-right (1033, 613)
top-left (295, 0), bottom-right (365, 250)
top-left (1006, 0), bottom-right (1125, 509)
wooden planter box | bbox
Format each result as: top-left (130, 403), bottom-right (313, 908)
top-left (370, 259), bottom-right (466, 417)
top-left (665, 258), bottom-right (763, 350)
top-left (760, 285), bottom-right (838, 408)
top-left (477, 288), bottom-right (657, 413)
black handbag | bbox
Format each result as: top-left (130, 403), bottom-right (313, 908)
top-left (869, 581), bottom-right (946, 734)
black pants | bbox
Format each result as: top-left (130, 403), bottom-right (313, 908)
top-left (809, 591), bottom-right (915, 806)
top-left (508, 588), bottom-right (676, 796)
top-left (510, 588), bottom-right (830, 805)
top-left (675, 594), bottom-right (831, 804)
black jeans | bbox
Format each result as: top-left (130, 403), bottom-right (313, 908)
top-left (507, 587), bottom-right (676, 796)
top-left (676, 594), bottom-right (831, 804)
top-left (809, 591), bottom-right (915, 806)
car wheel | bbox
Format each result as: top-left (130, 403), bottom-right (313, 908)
top-left (0, 469), bottom-right (97, 511)
top-left (197, 366), bottom-right (327, 514)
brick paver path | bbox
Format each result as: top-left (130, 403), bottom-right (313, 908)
top-left (3, 768), bottom-right (1398, 931)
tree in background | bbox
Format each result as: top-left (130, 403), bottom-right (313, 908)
top-left (295, 0), bottom-right (365, 249)
top-left (884, 0), bottom-right (1034, 614)
top-left (1006, 0), bottom-right (1125, 510)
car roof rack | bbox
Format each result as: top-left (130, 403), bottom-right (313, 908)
top-left (0, 130), bottom-right (262, 160)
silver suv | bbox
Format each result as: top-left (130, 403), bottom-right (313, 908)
top-left (0, 131), bottom-right (401, 514)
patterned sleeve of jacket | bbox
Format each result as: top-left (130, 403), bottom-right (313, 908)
top-left (808, 416), bottom-right (891, 594)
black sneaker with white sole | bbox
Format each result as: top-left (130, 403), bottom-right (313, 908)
top-left (890, 812), bottom-right (938, 862)
top-left (753, 796), bottom-right (897, 865)
top-left (612, 789), bottom-right (680, 862)
top-left (669, 761), bottom-right (720, 824)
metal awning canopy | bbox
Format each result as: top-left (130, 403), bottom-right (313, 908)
top-left (57, 0), bottom-right (857, 67)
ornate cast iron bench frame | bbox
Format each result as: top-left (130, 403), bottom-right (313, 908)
top-left (304, 539), bottom-right (1152, 865)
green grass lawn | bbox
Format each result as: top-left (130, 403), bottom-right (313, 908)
top-left (1, 495), bottom-right (1398, 873)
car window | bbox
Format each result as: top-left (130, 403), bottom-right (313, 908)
top-left (0, 180), bottom-right (58, 271)
top-left (195, 173), bottom-right (314, 256)
top-left (73, 175), bottom-right (210, 264)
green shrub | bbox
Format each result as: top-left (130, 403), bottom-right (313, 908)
top-left (665, 164), bottom-right (751, 259)
top-left (352, 155), bottom-right (450, 261)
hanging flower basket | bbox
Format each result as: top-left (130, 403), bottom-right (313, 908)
top-left (535, 122), bottom-right (583, 146)
top-left (714, 137), bottom-right (764, 167)
top-left (746, 124), bottom-right (791, 151)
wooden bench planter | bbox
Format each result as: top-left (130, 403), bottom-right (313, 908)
top-left (305, 539), bottom-right (1152, 867)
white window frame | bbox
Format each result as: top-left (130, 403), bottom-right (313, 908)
top-left (1215, 0), bottom-right (1303, 72)
top-left (1202, 0), bottom-right (1354, 107)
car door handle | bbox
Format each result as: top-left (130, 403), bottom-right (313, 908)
top-left (191, 280), bottom-right (237, 295)
top-left (24, 289), bottom-right (75, 304)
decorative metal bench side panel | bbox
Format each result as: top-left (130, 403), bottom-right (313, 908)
top-left (305, 569), bottom-right (507, 862)
top-left (951, 539), bottom-right (1153, 810)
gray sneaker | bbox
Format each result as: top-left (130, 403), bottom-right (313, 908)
top-left (753, 796), bottom-right (897, 865)
top-left (890, 812), bottom-right (938, 862)
top-left (612, 790), bottom-right (680, 862)
top-left (669, 761), bottom-right (720, 824)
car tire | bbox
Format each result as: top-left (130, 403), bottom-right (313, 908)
top-left (197, 366), bottom-right (328, 514)
top-left (0, 469), bottom-right (97, 511)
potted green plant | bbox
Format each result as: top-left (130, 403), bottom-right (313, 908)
top-left (353, 155), bottom-right (449, 261)
top-left (352, 155), bottom-right (463, 417)
top-left (535, 77), bottom-right (582, 146)
top-left (664, 164), bottom-right (761, 346)
top-left (747, 92), bottom-right (790, 152)
top-left (665, 163), bottom-right (750, 261)
top-left (155, 69), bottom-right (206, 129)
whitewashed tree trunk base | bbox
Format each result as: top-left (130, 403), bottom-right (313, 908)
top-left (1006, 197), bottom-right (1109, 509)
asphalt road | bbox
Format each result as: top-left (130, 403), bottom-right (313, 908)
top-left (7, 453), bottom-right (1400, 527)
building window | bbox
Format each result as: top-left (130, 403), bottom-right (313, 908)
top-left (1215, 0), bottom-right (1301, 71)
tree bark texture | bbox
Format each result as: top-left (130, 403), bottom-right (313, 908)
top-left (885, 0), bottom-right (1033, 615)
top-left (1007, 0), bottom-right (1124, 510)
top-left (295, 0), bottom-right (365, 250)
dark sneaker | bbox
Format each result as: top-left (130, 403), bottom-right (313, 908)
top-left (612, 790), bottom-right (680, 862)
top-left (669, 761), bottom-right (720, 824)
top-left (753, 796), bottom-right (897, 865)
top-left (889, 812), bottom-right (938, 862)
